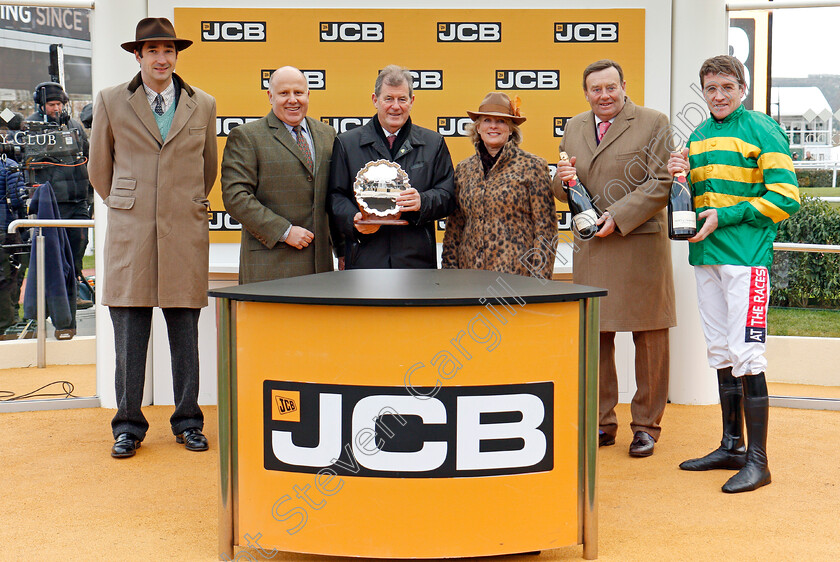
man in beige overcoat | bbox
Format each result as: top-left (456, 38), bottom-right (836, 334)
top-left (89, 18), bottom-right (218, 458)
top-left (552, 59), bottom-right (676, 457)
top-left (221, 66), bottom-right (336, 283)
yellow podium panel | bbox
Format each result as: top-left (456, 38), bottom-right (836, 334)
top-left (233, 300), bottom-right (579, 558)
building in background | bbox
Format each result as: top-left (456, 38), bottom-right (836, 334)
top-left (0, 5), bottom-right (91, 115)
top-left (771, 86), bottom-right (834, 161)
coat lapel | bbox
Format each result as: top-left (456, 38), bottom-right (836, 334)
top-left (582, 111), bottom-right (598, 157)
top-left (163, 88), bottom-right (196, 147)
top-left (268, 112), bottom-right (313, 172)
top-left (307, 116), bottom-right (330, 175)
top-left (593, 98), bottom-right (634, 159)
top-left (127, 87), bottom-right (163, 145)
top-left (395, 125), bottom-right (424, 163)
top-left (359, 121), bottom-right (392, 161)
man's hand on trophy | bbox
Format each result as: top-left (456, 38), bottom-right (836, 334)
top-left (285, 226), bottom-right (314, 249)
top-left (396, 188), bottom-right (421, 212)
top-left (353, 212), bottom-right (381, 234)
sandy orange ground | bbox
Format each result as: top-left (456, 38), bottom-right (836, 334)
top-left (1, 398), bottom-right (838, 561)
top-left (0, 364), bottom-right (97, 400)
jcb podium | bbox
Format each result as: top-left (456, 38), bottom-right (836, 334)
top-left (211, 269), bottom-right (604, 560)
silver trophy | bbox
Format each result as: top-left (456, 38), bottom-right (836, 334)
top-left (353, 159), bottom-right (410, 225)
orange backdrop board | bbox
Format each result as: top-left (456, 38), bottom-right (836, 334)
top-left (173, 8), bottom-right (646, 243)
top-left (233, 299), bottom-right (581, 558)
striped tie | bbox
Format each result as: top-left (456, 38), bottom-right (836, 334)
top-left (293, 125), bottom-right (313, 169)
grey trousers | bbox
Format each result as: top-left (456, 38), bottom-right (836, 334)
top-left (110, 307), bottom-right (204, 440)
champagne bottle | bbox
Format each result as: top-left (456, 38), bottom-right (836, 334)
top-left (559, 151), bottom-right (600, 240)
top-left (668, 171), bottom-right (697, 240)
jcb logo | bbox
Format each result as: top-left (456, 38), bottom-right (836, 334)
top-left (554, 22), bottom-right (618, 43)
top-left (208, 211), bottom-right (241, 232)
top-left (272, 390), bottom-right (300, 422)
top-left (320, 117), bottom-right (371, 134)
top-left (320, 22), bottom-right (384, 42)
top-left (261, 70), bottom-right (271, 90)
top-left (201, 21), bottom-right (266, 42)
top-left (261, 69), bottom-right (326, 90)
top-left (216, 116), bottom-right (260, 137)
top-left (496, 70), bottom-right (559, 90)
top-left (276, 397), bottom-right (297, 414)
top-left (437, 22), bottom-right (501, 42)
top-left (553, 117), bottom-right (572, 137)
top-left (264, 381), bottom-right (554, 477)
top-left (437, 117), bottom-right (473, 137)
top-left (556, 210), bottom-right (572, 231)
top-left (409, 70), bottom-right (443, 90)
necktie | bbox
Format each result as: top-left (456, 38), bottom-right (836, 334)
top-left (154, 94), bottom-right (164, 116)
top-left (293, 125), bottom-right (313, 169)
top-left (597, 121), bottom-right (611, 144)
top-left (387, 134), bottom-right (396, 149)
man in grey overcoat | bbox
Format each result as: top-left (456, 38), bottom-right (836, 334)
top-left (89, 18), bottom-right (218, 458)
top-left (552, 59), bottom-right (676, 457)
top-left (221, 66), bottom-right (336, 283)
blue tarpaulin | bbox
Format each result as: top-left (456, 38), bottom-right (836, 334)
top-left (23, 181), bottom-right (76, 330)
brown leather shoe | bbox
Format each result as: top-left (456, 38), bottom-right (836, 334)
top-left (54, 328), bottom-right (76, 340)
top-left (629, 431), bottom-right (655, 457)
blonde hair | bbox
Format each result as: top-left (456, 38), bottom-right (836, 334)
top-left (466, 118), bottom-right (522, 147)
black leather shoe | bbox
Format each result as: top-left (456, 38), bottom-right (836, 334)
top-left (599, 430), bottom-right (615, 447)
top-left (111, 433), bottom-right (140, 458)
top-left (176, 428), bottom-right (209, 451)
top-left (680, 447), bottom-right (746, 471)
top-left (629, 431), bottom-right (655, 457)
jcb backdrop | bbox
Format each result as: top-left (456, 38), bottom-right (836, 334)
top-left (173, 8), bottom-right (647, 243)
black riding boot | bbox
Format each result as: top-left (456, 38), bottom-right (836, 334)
top-left (680, 367), bottom-right (746, 471)
top-left (722, 372), bottom-right (771, 493)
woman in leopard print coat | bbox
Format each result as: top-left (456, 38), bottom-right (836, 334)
top-left (442, 92), bottom-right (556, 278)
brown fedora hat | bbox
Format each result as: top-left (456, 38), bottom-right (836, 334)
top-left (121, 17), bottom-right (193, 53)
top-left (467, 92), bottom-right (526, 125)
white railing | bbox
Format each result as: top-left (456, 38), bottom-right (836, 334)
top-left (793, 161), bottom-right (840, 188)
top-left (772, 241), bottom-right (840, 410)
top-left (729, 1), bottom-right (840, 10)
top-left (775, 242), bottom-right (840, 253)
top-left (7, 218), bottom-right (94, 368)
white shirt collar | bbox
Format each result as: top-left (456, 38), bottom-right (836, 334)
top-left (143, 80), bottom-right (176, 113)
top-left (283, 119), bottom-right (309, 135)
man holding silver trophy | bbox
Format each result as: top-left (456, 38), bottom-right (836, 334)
top-left (328, 65), bottom-right (455, 269)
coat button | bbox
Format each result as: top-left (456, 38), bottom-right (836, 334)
top-left (711, 140), bottom-right (717, 147)
top-left (307, 176), bottom-right (313, 182)
top-left (706, 165), bottom-right (713, 174)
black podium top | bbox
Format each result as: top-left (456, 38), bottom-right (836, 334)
top-left (209, 269), bottom-right (606, 307)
